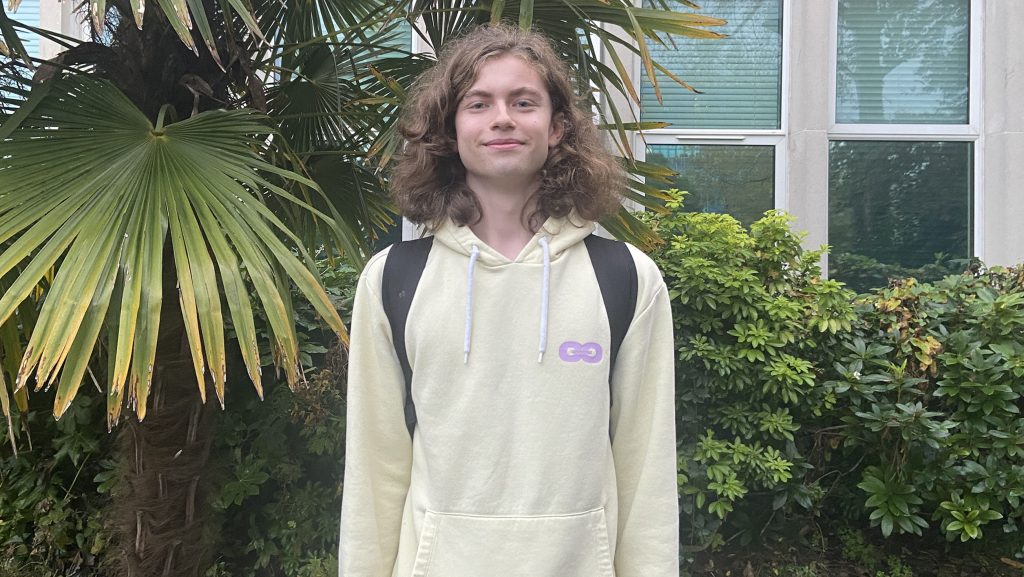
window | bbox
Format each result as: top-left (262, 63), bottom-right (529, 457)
top-left (646, 144), bottom-right (775, 228)
top-left (638, 0), bottom-right (786, 224)
top-left (828, 0), bottom-right (978, 291)
top-left (11, 0), bottom-right (41, 58)
top-left (641, 1), bottom-right (782, 129)
top-left (828, 140), bottom-right (973, 293)
top-left (835, 0), bottom-right (969, 124)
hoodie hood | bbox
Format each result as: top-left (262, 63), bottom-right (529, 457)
top-left (433, 212), bottom-right (596, 267)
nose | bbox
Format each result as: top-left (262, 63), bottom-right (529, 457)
top-left (491, 103), bottom-right (514, 128)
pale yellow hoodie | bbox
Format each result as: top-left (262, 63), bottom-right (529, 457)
top-left (339, 214), bottom-right (678, 577)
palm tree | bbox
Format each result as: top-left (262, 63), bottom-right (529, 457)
top-left (0, 1), bottom-right (722, 575)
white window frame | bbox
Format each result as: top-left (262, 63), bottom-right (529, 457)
top-left (627, 0), bottom-right (792, 212)
top-left (827, 0), bottom-right (984, 261)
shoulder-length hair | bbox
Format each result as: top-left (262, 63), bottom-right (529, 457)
top-left (389, 24), bottom-right (625, 231)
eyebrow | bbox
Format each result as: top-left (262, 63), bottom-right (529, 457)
top-left (461, 87), bottom-right (547, 100)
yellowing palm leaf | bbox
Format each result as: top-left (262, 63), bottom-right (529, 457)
top-left (0, 75), bottom-right (346, 428)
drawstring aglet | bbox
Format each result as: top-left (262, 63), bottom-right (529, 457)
top-left (537, 352), bottom-right (544, 363)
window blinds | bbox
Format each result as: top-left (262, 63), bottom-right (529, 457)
top-left (640, 0), bottom-right (782, 129)
top-left (836, 0), bottom-right (969, 124)
top-left (12, 0), bottom-right (41, 57)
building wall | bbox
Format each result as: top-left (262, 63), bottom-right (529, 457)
top-left (37, 0), bottom-right (87, 59)
top-left (982, 1), bottom-right (1024, 266)
top-left (786, 0), bottom-right (832, 258)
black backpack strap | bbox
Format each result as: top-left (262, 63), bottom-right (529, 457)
top-left (584, 235), bottom-right (638, 390)
top-left (381, 236), bottom-right (434, 437)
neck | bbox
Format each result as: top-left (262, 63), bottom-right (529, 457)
top-left (467, 181), bottom-right (540, 260)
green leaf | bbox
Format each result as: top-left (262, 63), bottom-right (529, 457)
top-left (0, 2), bottom-right (33, 70)
top-left (0, 75), bottom-right (346, 420)
top-left (880, 515), bottom-right (894, 537)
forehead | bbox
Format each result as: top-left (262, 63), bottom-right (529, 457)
top-left (462, 53), bottom-right (550, 95)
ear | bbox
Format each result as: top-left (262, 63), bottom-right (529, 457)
top-left (548, 113), bottom-right (566, 148)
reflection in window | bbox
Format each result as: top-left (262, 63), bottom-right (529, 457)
top-left (647, 145), bottom-right (774, 228)
top-left (828, 141), bottom-right (973, 293)
top-left (640, 0), bottom-right (782, 129)
top-left (836, 0), bottom-right (969, 124)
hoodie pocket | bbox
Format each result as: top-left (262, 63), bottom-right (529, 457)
top-left (410, 508), bottom-right (615, 577)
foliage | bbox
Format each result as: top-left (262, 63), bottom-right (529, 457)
top-left (836, 528), bottom-right (915, 577)
top-left (0, 390), bottom-right (113, 575)
top-left (643, 190), bottom-right (858, 550)
top-left (5, 197), bottom-right (1024, 571)
top-left (0, 80), bottom-right (346, 426)
top-left (825, 267), bottom-right (1024, 545)
top-left (204, 261), bottom-right (357, 577)
top-left (0, 260), bottom-right (356, 577)
top-left (648, 189), bottom-right (1024, 558)
top-left (205, 357), bottom-right (347, 577)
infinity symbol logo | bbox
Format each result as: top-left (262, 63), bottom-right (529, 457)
top-left (558, 341), bottom-right (603, 364)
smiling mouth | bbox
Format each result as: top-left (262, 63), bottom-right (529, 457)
top-left (485, 140), bottom-right (524, 149)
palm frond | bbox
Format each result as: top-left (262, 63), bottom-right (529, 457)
top-left (0, 2), bottom-right (32, 69)
top-left (0, 75), bottom-right (346, 427)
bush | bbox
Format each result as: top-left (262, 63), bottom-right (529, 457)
top-left (204, 261), bottom-right (357, 577)
top-left (825, 267), bottom-right (1024, 547)
top-left (642, 191), bottom-right (858, 550)
top-left (0, 261), bottom-right (357, 577)
top-left (0, 389), bottom-right (113, 575)
top-left (647, 191), bottom-right (1024, 564)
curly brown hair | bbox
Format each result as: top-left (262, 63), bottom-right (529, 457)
top-left (389, 24), bottom-right (625, 231)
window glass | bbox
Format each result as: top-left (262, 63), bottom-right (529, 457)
top-left (836, 0), bottom-right (969, 124)
top-left (12, 0), bottom-right (41, 57)
top-left (828, 140), bottom-right (973, 293)
top-left (380, 18), bottom-right (413, 53)
top-left (640, 0), bottom-right (782, 129)
top-left (647, 144), bottom-right (775, 227)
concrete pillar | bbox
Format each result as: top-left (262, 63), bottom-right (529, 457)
top-left (982, 1), bottom-right (1024, 266)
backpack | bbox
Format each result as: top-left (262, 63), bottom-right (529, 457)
top-left (381, 234), bottom-right (638, 437)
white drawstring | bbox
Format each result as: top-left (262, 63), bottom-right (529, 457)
top-left (538, 236), bottom-right (551, 363)
top-left (464, 245), bottom-right (480, 363)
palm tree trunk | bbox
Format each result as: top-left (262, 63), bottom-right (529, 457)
top-left (111, 250), bottom-right (218, 577)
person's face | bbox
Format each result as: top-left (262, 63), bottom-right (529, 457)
top-left (454, 54), bottom-right (564, 196)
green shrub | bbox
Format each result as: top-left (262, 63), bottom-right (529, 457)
top-left (643, 191), bottom-right (858, 550)
top-left (0, 389), bottom-right (113, 575)
top-left (825, 267), bottom-right (1024, 546)
top-left (202, 261), bottom-right (357, 577)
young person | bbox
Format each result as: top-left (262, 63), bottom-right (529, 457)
top-left (339, 24), bottom-right (678, 577)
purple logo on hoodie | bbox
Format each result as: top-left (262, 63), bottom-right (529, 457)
top-left (559, 341), bottom-right (603, 364)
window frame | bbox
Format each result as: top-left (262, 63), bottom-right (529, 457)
top-left (825, 0), bottom-right (984, 269)
top-left (628, 0), bottom-right (792, 212)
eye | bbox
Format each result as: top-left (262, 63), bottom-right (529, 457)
top-left (514, 99), bottom-right (537, 108)
top-left (465, 101), bottom-right (487, 110)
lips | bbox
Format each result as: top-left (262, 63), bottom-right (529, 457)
top-left (484, 139), bottom-right (524, 149)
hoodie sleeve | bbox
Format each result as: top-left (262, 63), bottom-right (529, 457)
top-left (339, 252), bottom-right (414, 577)
top-left (609, 249), bottom-right (679, 577)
